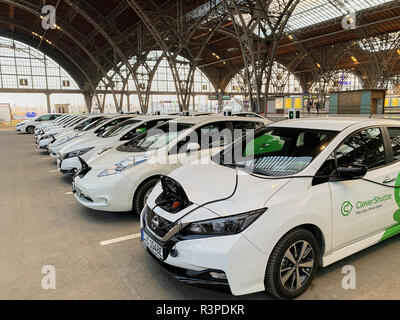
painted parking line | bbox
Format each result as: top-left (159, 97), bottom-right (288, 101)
top-left (65, 192), bottom-right (73, 195)
top-left (49, 169), bottom-right (59, 173)
top-left (100, 233), bottom-right (141, 246)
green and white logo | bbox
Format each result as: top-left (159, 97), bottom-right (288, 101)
top-left (341, 200), bottom-right (353, 216)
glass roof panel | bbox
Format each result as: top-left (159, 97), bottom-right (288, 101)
top-left (190, 0), bottom-right (394, 36)
top-left (286, 0), bottom-right (393, 32)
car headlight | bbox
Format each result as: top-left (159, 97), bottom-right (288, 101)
top-left (64, 147), bottom-right (94, 159)
top-left (97, 147), bottom-right (112, 155)
top-left (182, 208), bottom-right (267, 236)
top-left (53, 133), bottom-right (80, 146)
top-left (41, 133), bottom-right (54, 140)
top-left (98, 156), bottom-right (148, 177)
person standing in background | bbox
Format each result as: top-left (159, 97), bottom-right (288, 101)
top-left (307, 100), bottom-right (312, 114)
top-left (316, 101), bottom-right (321, 115)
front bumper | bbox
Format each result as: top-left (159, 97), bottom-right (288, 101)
top-left (141, 226), bottom-right (268, 296)
top-left (58, 156), bottom-right (81, 175)
top-left (73, 169), bottom-right (135, 212)
top-left (38, 137), bottom-right (54, 149)
top-left (146, 247), bottom-right (230, 292)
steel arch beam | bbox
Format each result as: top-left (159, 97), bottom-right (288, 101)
top-left (65, 0), bottom-right (150, 113)
top-left (0, 0), bottom-right (120, 111)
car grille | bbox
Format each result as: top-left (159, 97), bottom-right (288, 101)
top-left (144, 205), bottom-right (176, 239)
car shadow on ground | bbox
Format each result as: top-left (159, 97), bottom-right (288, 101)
top-left (315, 234), bottom-right (400, 278)
top-left (76, 204), bottom-right (138, 224)
top-left (140, 246), bottom-right (275, 300)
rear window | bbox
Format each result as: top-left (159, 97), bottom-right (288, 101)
top-left (387, 127), bottom-right (400, 161)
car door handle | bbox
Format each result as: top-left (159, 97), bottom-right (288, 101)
top-left (382, 177), bottom-right (396, 184)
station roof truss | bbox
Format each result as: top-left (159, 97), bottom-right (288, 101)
top-left (0, 0), bottom-right (399, 95)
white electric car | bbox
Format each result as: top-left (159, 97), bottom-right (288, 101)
top-left (35, 114), bottom-right (82, 142)
top-left (16, 113), bottom-right (63, 133)
top-left (72, 116), bottom-right (268, 215)
top-left (56, 115), bottom-right (175, 175)
top-left (47, 114), bottom-right (133, 159)
top-left (141, 118), bottom-right (400, 299)
top-left (38, 115), bottom-right (104, 149)
top-left (37, 115), bottom-right (89, 148)
top-left (33, 114), bottom-right (71, 135)
top-left (34, 114), bottom-right (76, 138)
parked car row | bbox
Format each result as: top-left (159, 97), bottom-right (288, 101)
top-left (18, 113), bottom-right (400, 299)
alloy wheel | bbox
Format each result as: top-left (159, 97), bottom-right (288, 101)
top-left (279, 240), bottom-right (314, 291)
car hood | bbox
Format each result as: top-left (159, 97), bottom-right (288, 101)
top-left (45, 127), bottom-right (67, 135)
top-left (148, 162), bottom-right (291, 222)
top-left (59, 135), bottom-right (103, 154)
top-left (87, 148), bottom-right (150, 169)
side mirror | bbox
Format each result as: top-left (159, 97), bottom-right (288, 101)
top-left (186, 142), bottom-right (200, 153)
top-left (336, 163), bottom-right (367, 179)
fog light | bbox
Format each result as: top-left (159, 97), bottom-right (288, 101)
top-left (170, 249), bottom-right (178, 257)
top-left (209, 272), bottom-right (227, 280)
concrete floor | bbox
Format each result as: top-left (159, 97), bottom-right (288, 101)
top-left (1, 127), bottom-right (400, 300)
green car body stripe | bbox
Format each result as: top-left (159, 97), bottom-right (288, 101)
top-left (380, 172), bottom-right (400, 242)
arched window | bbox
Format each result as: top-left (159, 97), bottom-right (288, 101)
top-left (96, 51), bottom-right (214, 93)
top-left (0, 36), bottom-right (79, 90)
top-left (310, 70), bottom-right (363, 93)
top-left (226, 62), bottom-right (302, 95)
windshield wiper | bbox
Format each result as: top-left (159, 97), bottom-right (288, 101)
top-left (130, 144), bottom-right (147, 151)
top-left (221, 163), bottom-right (246, 168)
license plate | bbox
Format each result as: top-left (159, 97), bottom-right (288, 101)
top-left (72, 182), bottom-right (82, 197)
top-left (142, 230), bottom-right (164, 260)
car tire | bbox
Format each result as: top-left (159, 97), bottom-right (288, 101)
top-left (133, 178), bottom-right (159, 215)
top-left (26, 126), bottom-right (35, 134)
top-left (265, 228), bottom-right (320, 300)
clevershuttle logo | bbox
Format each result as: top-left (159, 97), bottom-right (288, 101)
top-left (341, 200), bottom-right (353, 216)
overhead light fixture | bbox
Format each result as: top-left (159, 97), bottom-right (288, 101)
top-left (288, 34), bottom-right (293, 40)
top-left (397, 49), bottom-right (400, 56)
top-left (316, 63), bottom-right (321, 68)
top-left (350, 56), bottom-right (358, 64)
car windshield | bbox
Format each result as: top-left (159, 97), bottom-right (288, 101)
top-left (219, 127), bottom-right (338, 176)
top-left (74, 117), bottom-right (103, 130)
top-left (117, 122), bottom-right (193, 152)
top-left (62, 116), bottom-right (80, 127)
top-left (101, 119), bottom-right (141, 138)
top-left (82, 117), bottom-right (107, 131)
top-left (66, 117), bottom-right (86, 128)
top-left (57, 116), bottom-right (73, 124)
top-left (53, 116), bottom-right (67, 123)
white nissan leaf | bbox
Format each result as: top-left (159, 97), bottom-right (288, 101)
top-left (72, 116), bottom-right (268, 215)
top-left (16, 113), bottom-right (63, 133)
top-left (46, 114), bottom-right (130, 158)
top-left (35, 114), bottom-right (80, 138)
top-left (35, 115), bottom-right (85, 144)
top-left (38, 115), bottom-right (104, 149)
top-left (141, 118), bottom-right (400, 299)
top-left (56, 115), bottom-right (176, 175)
